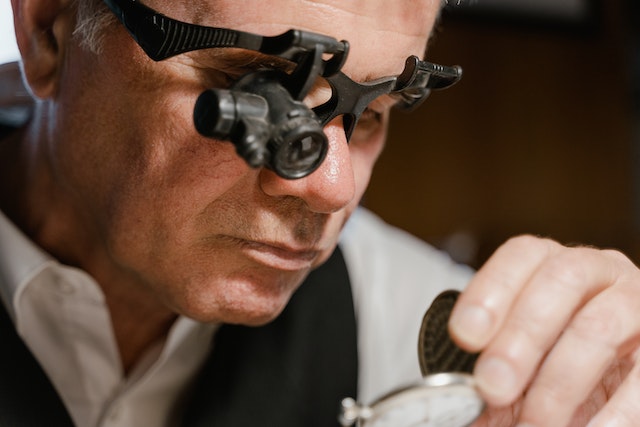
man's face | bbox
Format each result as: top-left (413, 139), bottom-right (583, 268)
top-left (51, 0), bottom-right (439, 324)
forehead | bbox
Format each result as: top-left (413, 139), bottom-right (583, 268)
top-left (144, 0), bottom-right (441, 78)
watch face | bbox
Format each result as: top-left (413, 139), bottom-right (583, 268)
top-left (360, 373), bottom-right (484, 427)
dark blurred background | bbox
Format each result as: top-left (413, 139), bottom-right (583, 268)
top-left (363, 0), bottom-right (640, 268)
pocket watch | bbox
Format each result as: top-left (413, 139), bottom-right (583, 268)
top-left (339, 290), bottom-right (483, 427)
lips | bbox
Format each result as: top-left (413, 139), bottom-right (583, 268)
top-left (234, 238), bottom-right (320, 271)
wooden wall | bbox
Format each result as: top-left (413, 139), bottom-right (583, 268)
top-left (363, 1), bottom-right (637, 268)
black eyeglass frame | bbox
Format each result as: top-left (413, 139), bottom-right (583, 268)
top-left (102, 0), bottom-right (462, 115)
top-left (103, 0), bottom-right (463, 178)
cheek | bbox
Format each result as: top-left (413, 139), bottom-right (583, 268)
top-left (55, 45), bottom-right (254, 254)
top-left (102, 131), bottom-right (248, 262)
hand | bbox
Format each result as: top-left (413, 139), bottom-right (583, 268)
top-left (448, 235), bottom-right (640, 426)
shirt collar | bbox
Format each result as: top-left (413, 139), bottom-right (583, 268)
top-left (0, 209), bottom-right (56, 321)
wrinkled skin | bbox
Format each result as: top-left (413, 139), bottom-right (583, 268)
top-left (6, 0), bottom-right (640, 425)
top-left (7, 0), bottom-right (436, 365)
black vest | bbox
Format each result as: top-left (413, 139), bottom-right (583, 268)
top-left (0, 247), bottom-right (358, 426)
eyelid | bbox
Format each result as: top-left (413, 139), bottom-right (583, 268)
top-left (360, 107), bottom-right (383, 122)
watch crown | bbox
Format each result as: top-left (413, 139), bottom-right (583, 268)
top-left (339, 397), bottom-right (371, 426)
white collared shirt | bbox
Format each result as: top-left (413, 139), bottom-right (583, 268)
top-left (0, 210), bottom-right (217, 427)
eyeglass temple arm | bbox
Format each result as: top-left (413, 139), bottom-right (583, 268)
top-left (103, 0), bottom-right (348, 64)
top-left (391, 56), bottom-right (463, 110)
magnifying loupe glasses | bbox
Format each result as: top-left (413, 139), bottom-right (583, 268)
top-left (104, 0), bottom-right (463, 179)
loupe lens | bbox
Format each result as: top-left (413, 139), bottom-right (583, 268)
top-left (271, 130), bottom-right (327, 179)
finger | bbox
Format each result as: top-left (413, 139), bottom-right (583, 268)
top-left (449, 235), bottom-right (557, 352)
top-left (472, 245), bottom-right (624, 406)
top-left (566, 358), bottom-right (631, 426)
top-left (516, 270), bottom-right (640, 426)
top-left (583, 358), bottom-right (640, 427)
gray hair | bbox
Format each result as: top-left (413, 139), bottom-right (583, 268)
top-left (72, 0), bottom-right (115, 54)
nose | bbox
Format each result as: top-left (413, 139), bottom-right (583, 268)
top-left (259, 117), bottom-right (355, 213)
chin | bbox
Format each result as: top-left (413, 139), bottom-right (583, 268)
top-left (186, 294), bottom-right (291, 326)
top-left (176, 269), bottom-right (308, 326)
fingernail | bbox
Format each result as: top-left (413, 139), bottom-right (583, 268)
top-left (474, 357), bottom-right (517, 401)
top-left (449, 304), bottom-right (492, 347)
